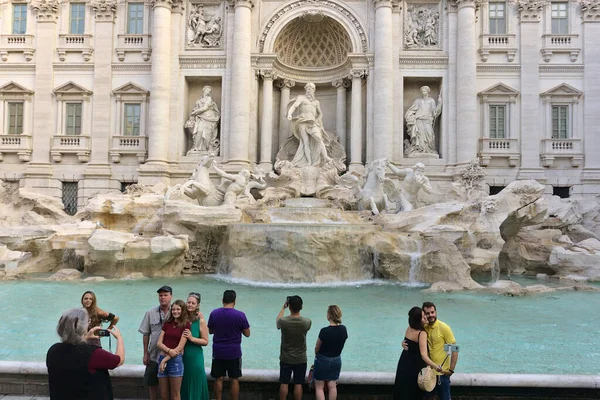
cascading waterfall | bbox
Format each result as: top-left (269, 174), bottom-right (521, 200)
top-left (490, 257), bottom-right (500, 283)
top-left (407, 239), bottom-right (423, 284)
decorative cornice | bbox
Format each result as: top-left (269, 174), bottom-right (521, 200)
top-left (90, 0), bottom-right (117, 21)
top-left (30, 0), bottom-right (59, 21)
top-left (259, 0), bottom-right (368, 53)
top-left (398, 56), bottom-right (448, 68)
top-left (53, 63), bottom-right (95, 71)
top-left (179, 55), bottom-right (227, 69)
top-left (111, 63), bottom-right (152, 71)
top-left (349, 69), bottom-right (367, 79)
top-left (581, 0), bottom-right (600, 21)
top-left (539, 64), bottom-right (584, 73)
top-left (150, 0), bottom-right (182, 10)
top-left (0, 64), bottom-right (36, 71)
top-left (258, 69), bottom-right (277, 79)
top-left (332, 78), bottom-right (351, 88)
top-left (516, 0), bottom-right (547, 22)
top-left (477, 64), bottom-right (521, 73)
top-left (451, 0), bottom-right (480, 9)
top-left (232, 0), bottom-right (253, 8)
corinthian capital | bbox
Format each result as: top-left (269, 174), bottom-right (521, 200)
top-left (516, 0), bottom-right (547, 21)
top-left (229, 0), bottom-right (254, 9)
top-left (90, 0), bottom-right (117, 21)
top-left (451, 0), bottom-right (481, 9)
top-left (581, 0), bottom-right (600, 22)
top-left (30, 0), bottom-right (59, 21)
top-left (373, 0), bottom-right (393, 9)
top-left (276, 79), bottom-right (296, 90)
top-left (349, 69), bottom-right (367, 80)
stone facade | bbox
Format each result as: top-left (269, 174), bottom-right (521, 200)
top-left (0, 0), bottom-right (599, 211)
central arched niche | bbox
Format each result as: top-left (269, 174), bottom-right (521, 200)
top-left (273, 15), bottom-right (352, 69)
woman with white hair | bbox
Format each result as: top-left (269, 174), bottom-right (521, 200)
top-left (46, 308), bottom-right (125, 400)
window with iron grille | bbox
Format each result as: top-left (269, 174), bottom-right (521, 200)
top-left (66, 102), bottom-right (82, 135)
top-left (13, 4), bottom-right (27, 34)
top-left (553, 186), bottom-right (570, 198)
top-left (124, 103), bottom-right (141, 136)
top-left (127, 3), bottom-right (144, 34)
top-left (551, 105), bottom-right (568, 139)
top-left (551, 3), bottom-right (568, 34)
top-left (8, 102), bottom-right (24, 135)
top-left (489, 2), bottom-right (506, 35)
top-left (62, 182), bottom-right (78, 216)
top-left (120, 181), bottom-right (136, 192)
top-left (489, 104), bottom-right (506, 138)
top-left (489, 186), bottom-right (506, 195)
top-left (70, 3), bottom-right (85, 34)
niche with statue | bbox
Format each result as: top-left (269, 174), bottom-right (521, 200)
top-left (184, 78), bottom-right (222, 156)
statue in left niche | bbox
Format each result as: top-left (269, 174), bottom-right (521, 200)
top-left (187, 4), bottom-right (223, 47)
top-left (185, 85), bottom-right (220, 154)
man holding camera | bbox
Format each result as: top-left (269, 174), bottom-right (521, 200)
top-left (138, 285), bottom-right (173, 400)
top-left (422, 301), bottom-right (458, 400)
top-left (276, 295), bottom-right (312, 400)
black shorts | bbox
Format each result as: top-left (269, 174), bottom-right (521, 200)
top-left (279, 362), bottom-right (307, 384)
top-left (211, 357), bottom-right (242, 379)
top-left (143, 361), bottom-right (159, 386)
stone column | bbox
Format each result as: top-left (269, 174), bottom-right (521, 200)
top-left (446, 3), bottom-right (458, 165)
top-left (227, 0), bottom-right (254, 167)
top-left (143, 0), bottom-right (172, 173)
top-left (333, 79), bottom-right (349, 151)
top-left (83, 1), bottom-right (117, 196)
top-left (277, 79), bottom-right (294, 149)
top-left (517, 2), bottom-right (544, 179)
top-left (372, 0), bottom-right (394, 160)
top-left (455, 0), bottom-right (478, 165)
top-left (581, 1), bottom-right (600, 193)
top-left (350, 70), bottom-right (365, 171)
top-left (23, 0), bottom-right (59, 197)
top-left (259, 70), bottom-right (274, 171)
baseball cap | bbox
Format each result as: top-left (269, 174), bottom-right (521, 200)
top-left (157, 285), bottom-right (173, 294)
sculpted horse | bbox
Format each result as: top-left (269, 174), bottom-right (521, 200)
top-left (357, 158), bottom-right (398, 215)
top-left (165, 154), bottom-right (224, 206)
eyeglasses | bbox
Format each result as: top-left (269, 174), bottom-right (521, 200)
top-left (188, 292), bottom-right (201, 302)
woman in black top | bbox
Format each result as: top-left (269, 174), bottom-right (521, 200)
top-left (313, 305), bottom-right (348, 400)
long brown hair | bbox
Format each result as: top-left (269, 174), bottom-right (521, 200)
top-left (327, 305), bottom-right (342, 324)
top-left (165, 300), bottom-right (190, 328)
top-left (81, 291), bottom-right (100, 327)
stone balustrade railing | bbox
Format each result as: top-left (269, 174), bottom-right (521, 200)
top-left (0, 135), bottom-right (32, 162)
top-left (50, 135), bottom-right (91, 163)
top-left (116, 34), bottom-right (152, 61)
top-left (57, 34), bottom-right (93, 62)
top-left (110, 135), bottom-right (148, 163)
top-left (541, 138), bottom-right (583, 167)
top-left (0, 34), bottom-right (35, 61)
top-left (479, 34), bottom-right (517, 62)
top-left (478, 138), bottom-right (520, 167)
top-left (541, 34), bottom-right (580, 62)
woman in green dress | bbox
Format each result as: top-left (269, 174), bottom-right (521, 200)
top-left (181, 292), bottom-right (210, 400)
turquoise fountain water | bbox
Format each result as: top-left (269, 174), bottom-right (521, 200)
top-left (1, 275), bottom-right (599, 375)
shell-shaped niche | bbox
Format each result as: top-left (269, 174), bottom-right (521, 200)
top-left (273, 14), bottom-right (352, 69)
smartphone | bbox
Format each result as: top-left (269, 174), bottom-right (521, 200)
top-left (286, 296), bottom-right (292, 304)
top-left (97, 329), bottom-right (111, 337)
top-left (443, 344), bottom-right (460, 353)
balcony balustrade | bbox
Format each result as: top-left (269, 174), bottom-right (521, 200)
top-left (0, 35), bottom-right (34, 61)
top-left (51, 135), bottom-right (91, 162)
top-left (540, 138), bottom-right (583, 167)
top-left (110, 135), bottom-right (147, 163)
top-left (479, 34), bottom-right (517, 62)
top-left (541, 34), bottom-right (580, 62)
top-left (478, 138), bottom-right (520, 167)
top-left (116, 34), bottom-right (151, 61)
top-left (0, 135), bottom-right (32, 162)
top-left (57, 34), bottom-right (93, 62)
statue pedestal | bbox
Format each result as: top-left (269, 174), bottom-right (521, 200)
top-left (406, 152), bottom-right (439, 159)
top-left (186, 149), bottom-right (218, 158)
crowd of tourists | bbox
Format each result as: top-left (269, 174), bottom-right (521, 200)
top-left (45, 285), bottom-right (458, 400)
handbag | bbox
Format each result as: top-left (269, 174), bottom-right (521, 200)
top-left (417, 366), bottom-right (437, 392)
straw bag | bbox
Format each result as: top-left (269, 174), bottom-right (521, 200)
top-left (417, 366), bottom-right (437, 392)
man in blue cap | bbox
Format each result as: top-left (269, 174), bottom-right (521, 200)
top-left (138, 285), bottom-right (172, 400)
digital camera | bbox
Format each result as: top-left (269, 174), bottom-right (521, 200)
top-left (97, 329), bottom-right (111, 337)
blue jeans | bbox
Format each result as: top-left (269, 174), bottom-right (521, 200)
top-left (425, 375), bottom-right (451, 400)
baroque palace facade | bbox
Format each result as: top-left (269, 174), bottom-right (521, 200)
top-left (0, 0), bottom-right (599, 212)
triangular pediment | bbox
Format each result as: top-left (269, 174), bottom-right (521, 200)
top-left (478, 83), bottom-right (519, 97)
top-left (541, 83), bottom-right (583, 97)
top-left (53, 81), bottom-right (93, 95)
top-left (0, 81), bottom-right (34, 95)
top-left (112, 82), bottom-right (149, 95)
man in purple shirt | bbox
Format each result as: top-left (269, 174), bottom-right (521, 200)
top-left (208, 289), bottom-right (250, 400)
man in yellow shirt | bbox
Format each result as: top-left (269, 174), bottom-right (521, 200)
top-left (423, 301), bottom-right (458, 400)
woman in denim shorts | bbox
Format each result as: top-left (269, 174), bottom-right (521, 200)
top-left (313, 305), bottom-right (348, 400)
top-left (157, 300), bottom-right (191, 400)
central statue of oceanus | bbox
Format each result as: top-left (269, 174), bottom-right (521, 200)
top-left (276, 82), bottom-right (346, 172)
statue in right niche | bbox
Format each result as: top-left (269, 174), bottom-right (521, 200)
top-left (404, 85), bottom-right (442, 156)
top-left (185, 85), bottom-right (220, 153)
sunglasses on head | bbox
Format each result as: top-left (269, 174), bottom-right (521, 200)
top-left (189, 292), bottom-right (201, 301)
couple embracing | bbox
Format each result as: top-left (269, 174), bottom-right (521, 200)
top-left (393, 302), bottom-right (459, 400)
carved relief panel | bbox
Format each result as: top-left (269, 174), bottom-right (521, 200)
top-left (186, 2), bottom-right (224, 49)
top-left (403, 2), bottom-right (442, 50)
